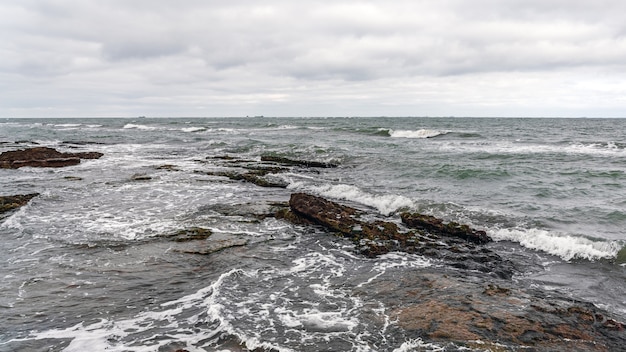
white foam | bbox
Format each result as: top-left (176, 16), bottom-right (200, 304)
top-left (181, 127), bottom-right (206, 133)
top-left (489, 227), bottom-right (622, 261)
top-left (54, 123), bottom-right (82, 128)
top-left (358, 252), bottom-right (432, 288)
top-left (392, 338), bottom-right (445, 352)
top-left (389, 129), bottom-right (448, 139)
top-left (288, 182), bottom-right (414, 216)
top-left (122, 123), bottom-right (157, 130)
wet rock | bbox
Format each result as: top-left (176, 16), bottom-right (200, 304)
top-left (380, 270), bottom-right (626, 351)
top-left (206, 170), bottom-right (288, 188)
top-left (64, 176), bottom-right (83, 181)
top-left (288, 192), bottom-right (361, 234)
top-left (178, 234), bottom-right (249, 255)
top-left (401, 212), bottom-right (491, 244)
top-left (161, 227), bottom-right (212, 242)
top-left (0, 193), bottom-right (39, 214)
top-left (155, 164), bottom-right (180, 171)
top-left (260, 155), bottom-right (338, 168)
top-left (283, 193), bottom-right (515, 278)
top-left (131, 173), bottom-right (152, 181)
top-left (0, 147), bottom-right (103, 169)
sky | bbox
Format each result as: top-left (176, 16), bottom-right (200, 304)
top-left (2, 0), bottom-right (626, 118)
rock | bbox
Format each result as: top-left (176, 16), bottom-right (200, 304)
top-left (161, 227), bottom-right (212, 242)
top-left (155, 164), bottom-right (180, 171)
top-left (131, 173), bottom-right (152, 181)
top-left (0, 193), bottom-right (39, 214)
top-left (283, 193), bottom-right (515, 278)
top-left (288, 192), bottom-right (361, 235)
top-left (206, 170), bottom-right (288, 188)
top-left (378, 270), bottom-right (626, 350)
top-left (179, 235), bottom-right (249, 255)
top-left (616, 246), bottom-right (626, 264)
top-left (261, 155), bottom-right (338, 168)
top-left (64, 176), bottom-right (83, 181)
top-left (401, 212), bottom-right (491, 244)
top-left (0, 147), bottom-right (103, 169)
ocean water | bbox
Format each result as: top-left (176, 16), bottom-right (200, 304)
top-left (0, 117), bottom-right (624, 351)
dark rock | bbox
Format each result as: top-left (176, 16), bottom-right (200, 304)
top-left (155, 164), bottom-right (180, 171)
top-left (0, 193), bottom-right (39, 214)
top-left (261, 155), bottom-right (338, 168)
top-left (0, 147), bottom-right (103, 169)
top-left (64, 176), bottom-right (83, 181)
top-left (289, 192), bottom-right (361, 235)
top-left (161, 227), bottom-right (213, 242)
top-left (206, 170), bottom-right (288, 188)
top-left (283, 193), bottom-right (515, 278)
top-left (401, 212), bottom-right (491, 244)
top-left (131, 173), bottom-right (152, 181)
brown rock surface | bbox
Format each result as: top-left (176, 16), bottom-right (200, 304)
top-left (0, 147), bottom-right (103, 169)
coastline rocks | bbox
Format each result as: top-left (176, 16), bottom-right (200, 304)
top-left (202, 154), bottom-right (337, 189)
top-left (0, 193), bottom-right (39, 214)
top-left (279, 193), bottom-right (515, 278)
top-left (0, 147), bottom-right (103, 169)
top-left (374, 270), bottom-right (625, 351)
top-left (400, 212), bottom-right (491, 244)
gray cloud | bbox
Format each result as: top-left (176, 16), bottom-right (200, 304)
top-left (1, 0), bottom-right (626, 117)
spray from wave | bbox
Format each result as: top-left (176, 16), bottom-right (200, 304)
top-left (489, 227), bottom-right (622, 261)
top-left (389, 129), bottom-right (448, 139)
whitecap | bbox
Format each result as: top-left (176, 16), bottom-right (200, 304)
top-left (122, 123), bottom-right (157, 130)
top-left (389, 129), bottom-right (448, 139)
top-left (181, 126), bottom-right (206, 133)
top-left (288, 182), bottom-right (414, 216)
top-left (488, 227), bottom-right (622, 261)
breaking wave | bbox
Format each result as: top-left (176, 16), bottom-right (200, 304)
top-left (288, 182), bottom-right (414, 216)
top-left (389, 129), bottom-right (448, 139)
top-left (489, 227), bottom-right (622, 261)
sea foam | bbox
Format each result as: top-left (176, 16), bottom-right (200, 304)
top-left (389, 129), bottom-right (448, 139)
top-left (288, 182), bottom-right (414, 216)
top-left (489, 227), bottom-right (622, 261)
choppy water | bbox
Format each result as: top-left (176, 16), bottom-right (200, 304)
top-left (1, 117), bottom-right (625, 351)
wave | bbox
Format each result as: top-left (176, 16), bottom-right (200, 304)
top-left (53, 123), bottom-right (82, 128)
top-left (488, 227), bottom-right (622, 261)
top-left (122, 123), bottom-right (158, 131)
top-left (389, 129), bottom-right (448, 139)
top-left (287, 182), bottom-right (414, 216)
top-left (180, 126), bottom-right (206, 133)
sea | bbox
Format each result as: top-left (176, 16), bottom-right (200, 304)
top-left (1, 117), bottom-right (625, 351)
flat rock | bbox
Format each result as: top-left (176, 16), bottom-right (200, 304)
top-left (0, 147), bottom-right (103, 169)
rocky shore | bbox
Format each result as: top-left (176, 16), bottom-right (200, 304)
top-left (275, 192), bottom-right (625, 351)
top-left (191, 154), bottom-right (625, 350)
top-left (2, 147), bottom-right (624, 351)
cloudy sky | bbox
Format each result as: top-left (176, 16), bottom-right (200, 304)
top-left (2, 0), bottom-right (626, 117)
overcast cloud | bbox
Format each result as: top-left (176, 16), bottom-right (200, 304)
top-left (2, 0), bottom-right (626, 117)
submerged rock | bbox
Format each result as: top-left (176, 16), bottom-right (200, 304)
top-left (0, 147), bottom-right (103, 169)
top-left (160, 227), bottom-right (213, 242)
top-left (0, 193), bottom-right (39, 214)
